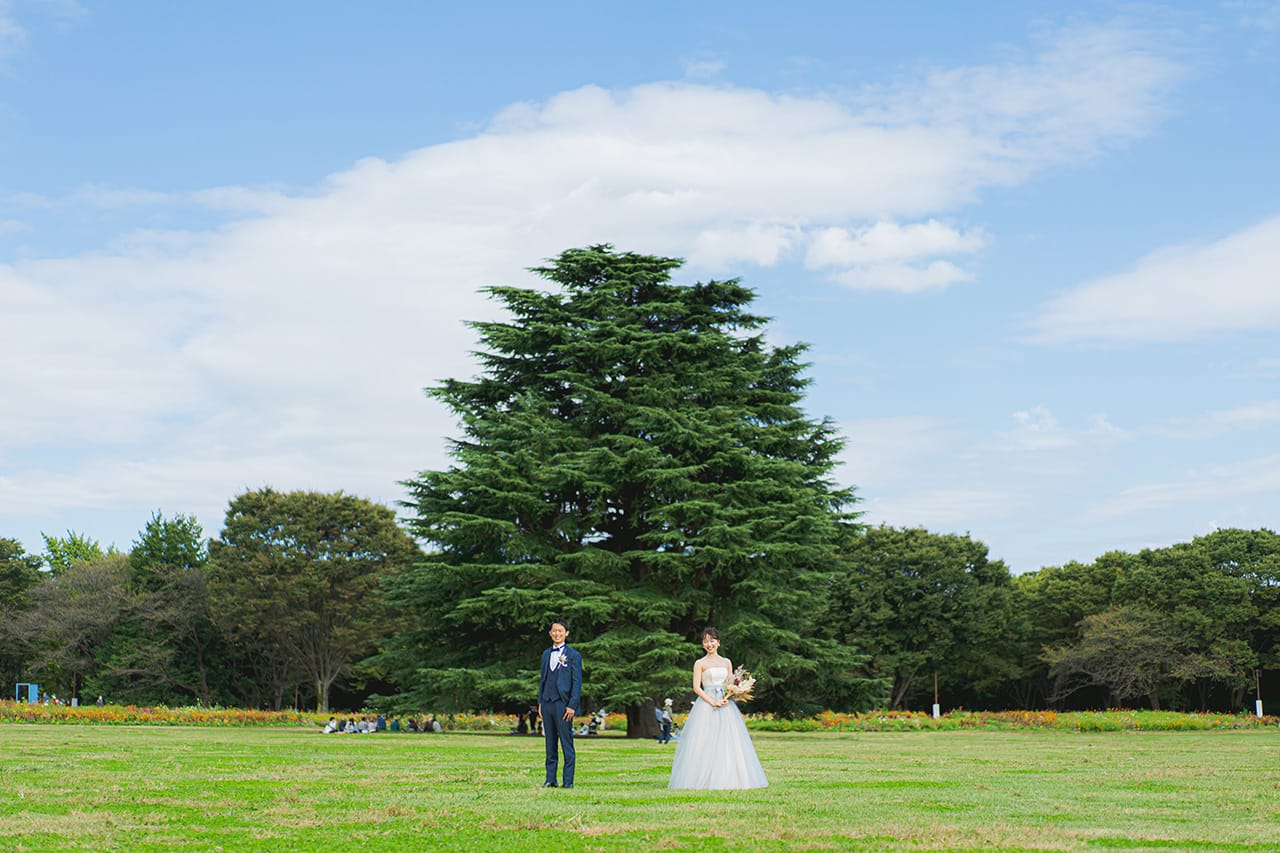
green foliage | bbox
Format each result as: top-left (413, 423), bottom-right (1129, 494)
top-left (0, 538), bottom-right (45, 688)
top-left (40, 529), bottom-right (114, 575)
top-left (388, 246), bottom-right (875, 729)
top-left (1025, 528), bottom-right (1280, 710)
top-left (81, 511), bottom-right (226, 706)
top-left (0, 537), bottom-right (43, 611)
top-left (827, 526), bottom-right (1026, 709)
top-left (1044, 604), bottom-right (1189, 708)
top-left (208, 488), bottom-right (423, 712)
top-left (8, 553), bottom-right (132, 700)
top-left (130, 510), bottom-right (208, 589)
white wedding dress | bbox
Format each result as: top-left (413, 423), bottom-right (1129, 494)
top-left (668, 665), bottom-right (768, 789)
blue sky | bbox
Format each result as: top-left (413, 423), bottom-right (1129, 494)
top-left (2, 1), bottom-right (1278, 573)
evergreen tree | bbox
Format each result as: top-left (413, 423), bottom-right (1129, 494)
top-left (41, 530), bottom-right (112, 576)
top-left (93, 513), bottom-right (225, 705)
top-left (388, 245), bottom-right (875, 733)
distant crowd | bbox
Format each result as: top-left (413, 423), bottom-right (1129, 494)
top-left (511, 705), bottom-right (609, 737)
top-left (322, 714), bottom-right (442, 734)
top-left (21, 692), bottom-right (107, 708)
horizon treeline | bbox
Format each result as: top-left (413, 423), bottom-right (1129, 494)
top-left (3, 509), bottom-right (1276, 716)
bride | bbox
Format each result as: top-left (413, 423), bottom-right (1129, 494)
top-left (668, 627), bottom-right (768, 789)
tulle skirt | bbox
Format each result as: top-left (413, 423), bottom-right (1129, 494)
top-left (668, 688), bottom-right (768, 789)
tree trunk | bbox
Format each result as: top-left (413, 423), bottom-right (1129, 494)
top-left (626, 702), bottom-right (660, 739)
top-left (1148, 689), bottom-right (1161, 711)
top-left (196, 652), bottom-right (211, 706)
top-left (891, 665), bottom-right (919, 709)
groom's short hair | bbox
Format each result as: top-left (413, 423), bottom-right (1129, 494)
top-left (549, 617), bottom-right (569, 631)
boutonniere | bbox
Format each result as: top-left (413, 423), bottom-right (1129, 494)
top-left (552, 648), bottom-right (568, 669)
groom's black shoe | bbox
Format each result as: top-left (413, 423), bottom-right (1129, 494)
top-left (542, 782), bottom-right (557, 787)
top-left (563, 784), bottom-right (574, 788)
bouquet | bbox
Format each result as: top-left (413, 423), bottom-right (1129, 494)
top-left (723, 665), bottom-right (756, 703)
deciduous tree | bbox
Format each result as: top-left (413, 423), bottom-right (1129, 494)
top-left (827, 526), bottom-right (1025, 709)
top-left (208, 489), bottom-right (421, 712)
top-left (0, 538), bottom-right (45, 688)
top-left (10, 554), bottom-right (131, 701)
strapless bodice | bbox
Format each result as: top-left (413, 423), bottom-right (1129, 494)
top-left (702, 666), bottom-right (729, 689)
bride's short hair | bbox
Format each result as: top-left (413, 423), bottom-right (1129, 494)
top-left (701, 626), bottom-right (719, 641)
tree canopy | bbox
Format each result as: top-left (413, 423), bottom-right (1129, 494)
top-left (208, 488), bottom-right (422, 712)
top-left (827, 526), bottom-right (1025, 709)
top-left (386, 245), bottom-right (876, 732)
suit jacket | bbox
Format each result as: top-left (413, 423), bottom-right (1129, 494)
top-left (539, 644), bottom-right (582, 713)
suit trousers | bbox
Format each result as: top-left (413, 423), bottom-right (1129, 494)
top-left (540, 698), bottom-right (576, 786)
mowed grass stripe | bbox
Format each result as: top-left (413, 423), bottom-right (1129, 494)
top-left (1, 726), bottom-right (1277, 851)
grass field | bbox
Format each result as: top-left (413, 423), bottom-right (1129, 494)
top-left (2, 725), bottom-right (1278, 852)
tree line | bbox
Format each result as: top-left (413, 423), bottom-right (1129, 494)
top-left (3, 247), bottom-right (1275, 726)
top-left (3, 518), bottom-right (1275, 718)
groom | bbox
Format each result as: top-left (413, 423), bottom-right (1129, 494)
top-left (539, 617), bottom-right (582, 788)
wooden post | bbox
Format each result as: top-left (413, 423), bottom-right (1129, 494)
top-left (932, 671), bottom-right (941, 720)
top-left (1256, 668), bottom-right (1264, 718)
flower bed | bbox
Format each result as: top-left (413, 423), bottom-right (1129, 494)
top-left (0, 700), bottom-right (322, 727)
top-left (3, 701), bottom-right (1274, 732)
top-left (741, 709), bottom-right (1280, 732)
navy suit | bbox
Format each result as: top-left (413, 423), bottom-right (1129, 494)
top-left (539, 644), bottom-right (582, 786)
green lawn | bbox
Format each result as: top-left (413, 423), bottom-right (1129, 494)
top-left (1, 726), bottom-right (1277, 851)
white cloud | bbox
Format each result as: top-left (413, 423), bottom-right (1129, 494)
top-left (837, 416), bottom-right (952, 488)
top-left (1228, 1), bottom-right (1280, 32)
top-left (859, 489), bottom-right (1021, 529)
top-left (807, 220), bottom-right (985, 268)
top-left (70, 185), bottom-right (173, 209)
top-left (806, 220), bottom-right (985, 293)
top-left (860, 24), bottom-right (1182, 171)
top-left (0, 1), bottom-right (88, 65)
top-left (1251, 358), bottom-right (1280, 378)
top-left (0, 24), bottom-right (1186, 546)
top-left (0, 1), bottom-right (24, 62)
top-left (8, 184), bottom-right (291, 216)
top-left (682, 58), bottom-right (726, 79)
top-left (1153, 400), bottom-right (1280, 439)
top-left (688, 221), bottom-right (801, 269)
top-left (1088, 453), bottom-right (1280, 520)
top-left (1030, 215), bottom-right (1280, 343)
top-left (838, 417), bottom-right (1019, 532)
top-left (999, 406), bottom-right (1122, 451)
top-left (833, 259), bottom-right (974, 293)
